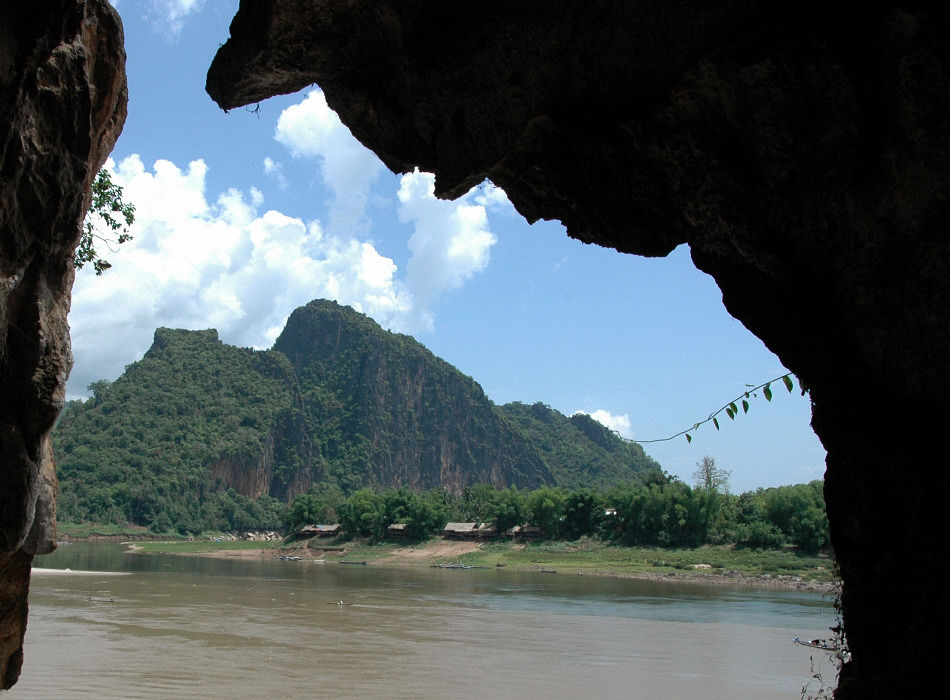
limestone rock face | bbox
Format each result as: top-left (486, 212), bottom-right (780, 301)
top-left (207, 2), bottom-right (950, 697)
top-left (0, 0), bottom-right (127, 688)
top-left (273, 300), bottom-right (554, 492)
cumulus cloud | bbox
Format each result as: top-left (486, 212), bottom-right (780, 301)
top-left (263, 157), bottom-right (288, 190)
top-left (274, 90), bottom-right (384, 237)
top-left (576, 410), bottom-right (634, 440)
top-left (143, 0), bottom-right (206, 37)
top-left (67, 155), bottom-right (412, 399)
top-left (272, 90), bottom-right (499, 333)
top-left (472, 181), bottom-right (516, 214)
top-left (398, 169), bottom-right (497, 328)
top-left (68, 90), bottom-right (506, 398)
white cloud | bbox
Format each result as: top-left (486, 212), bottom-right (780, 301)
top-left (67, 155), bottom-right (412, 399)
top-left (263, 157), bottom-right (288, 190)
top-left (69, 91), bottom-right (505, 398)
top-left (143, 0), bottom-right (206, 37)
top-left (398, 169), bottom-right (497, 325)
top-left (473, 181), bottom-right (515, 214)
top-left (274, 90), bottom-right (384, 237)
top-left (576, 409), bottom-right (634, 440)
top-left (272, 91), bottom-right (499, 333)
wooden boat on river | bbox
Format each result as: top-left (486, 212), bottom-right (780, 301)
top-left (793, 636), bottom-right (840, 651)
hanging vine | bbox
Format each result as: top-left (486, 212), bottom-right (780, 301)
top-left (637, 373), bottom-right (807, 444)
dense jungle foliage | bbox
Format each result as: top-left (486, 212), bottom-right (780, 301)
top-left (54, 328), bottom-right (295, 533)
top-left (53, 300), bottom-right (657, 534)
top-left (286, 477), bottom-right (831, 553)
top-left (497, 402), bottom-right (659, 489)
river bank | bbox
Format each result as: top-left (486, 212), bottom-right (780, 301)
top-left (122, 536), bottom-right (837, 594)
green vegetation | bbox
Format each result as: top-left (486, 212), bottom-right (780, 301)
top-left (497, 402), bottom-right (660, 489)
top-left (54, 328), bottom-right (297, 533)
top-left (447, 540), bottom-right (834, 582)
top-left (55, 522), bottom-right (149, 539)
top-left (76, 168), bottom-right (135, 275)
top-left (115, 467), bottom-right (831, 582)
top-left (284, 475), bottom-right (831, 555)
top-left (53, 300), bottom-right (657, 534)
top-left (640, 373), bottom-right (804, 445)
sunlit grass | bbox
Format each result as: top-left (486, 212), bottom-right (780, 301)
top-left (57, 522), bottom-right (148, 539)
top-left (444, 538), bottom-right (835, 582)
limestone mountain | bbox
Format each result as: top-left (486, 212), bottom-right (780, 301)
top-left (497, 402), bottom-right (659, 490)
top-left (53, 299), bottom-right (658, 532)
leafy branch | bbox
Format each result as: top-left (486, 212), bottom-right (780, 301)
top-left (75, 168), bottom-right (135, 275)
top-left (638, 374), bottom-right (806, 444)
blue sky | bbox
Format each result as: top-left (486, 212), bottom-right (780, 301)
top-left (70, 0), bottom-right (827, 492)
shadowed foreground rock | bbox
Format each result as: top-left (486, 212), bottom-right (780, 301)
top-left (0, 0), bottom-right (126, 688)
top-left (208, 1), bottom-right (950, 697)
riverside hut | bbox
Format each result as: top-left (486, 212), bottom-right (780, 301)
top-left (296, 524), bottom-right (342, 538)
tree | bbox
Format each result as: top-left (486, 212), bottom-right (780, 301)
top-left (285, 485), bottom-right (344, 532)
top-left (561, 489), bottom-right (604, 540)
top-left (692, 455), bottom-right (731, 493)
top-left (528, 486), bottom-right (566, 538)
top-left (337, 489), bottom-right (385, 538)
top-left (76, 168), bottom-right (135, 274)
top-left (459, 483), bottom-right (498, 522)
top-left (491, 486), bottom-right (527, 532)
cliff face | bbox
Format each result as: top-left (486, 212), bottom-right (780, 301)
top-left (274, 300), bottom-right (552, 492)
top-left (59, 300), bottom-right (652, 534)
top-left (0, 1), bottom-right (127, 688)
top-left (207, 405), bottom-right (315, 503)
top-left (207, 2), bottom-right (950, 697)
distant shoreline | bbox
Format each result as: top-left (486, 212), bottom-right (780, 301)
top-left (116, 537), bottom-right (837, 594)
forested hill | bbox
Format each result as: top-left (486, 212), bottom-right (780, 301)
top-left (53, 299), bottom-right (659, 532)
top-left (272, 300), bottom-right (551, 492)
top-left (497, 402), bottom-right (659, 490)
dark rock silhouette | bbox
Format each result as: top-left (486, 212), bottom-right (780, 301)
top-left (0, 0), bottom-right (127, 687)
top-left (207, 2), bottom-right (950, 697)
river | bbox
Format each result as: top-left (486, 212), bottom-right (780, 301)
top-left (9, 544), bottom-right (838, 699)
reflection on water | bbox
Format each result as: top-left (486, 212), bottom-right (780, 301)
top-left (10, 544), bottom-right (838, 699)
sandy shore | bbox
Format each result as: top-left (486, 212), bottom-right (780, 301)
top-left (139, 539), bottom-right (835, 594)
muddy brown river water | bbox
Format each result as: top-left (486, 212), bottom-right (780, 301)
top-left (10, 544), bottom-right (838, 699)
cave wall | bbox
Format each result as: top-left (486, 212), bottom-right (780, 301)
top-left (207, 2), bottom-right (950, 698)
top-left (0, 0), bottom-right (126, 688)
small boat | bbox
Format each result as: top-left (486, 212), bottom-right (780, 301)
top-left (339, 560), bottom-right (367, 565)
top-left (793, 636), bottom-right (840, 651)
